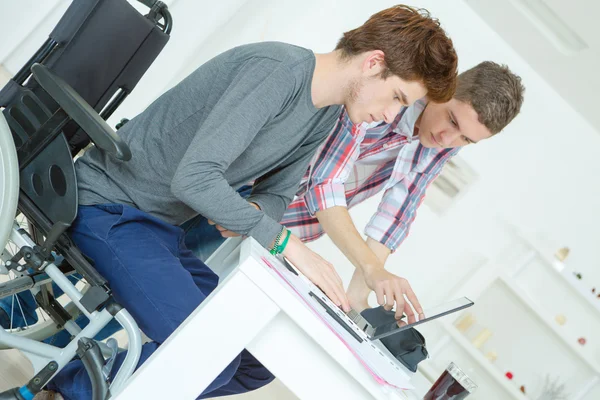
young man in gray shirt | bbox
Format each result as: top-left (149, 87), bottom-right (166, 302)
top-left (47, 5), bottom-right (458, 399)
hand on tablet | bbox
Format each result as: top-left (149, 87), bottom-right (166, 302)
top-left (282, 234), bottom-right (351, 312)
top-left (362, 267), bottom-right (424, 322)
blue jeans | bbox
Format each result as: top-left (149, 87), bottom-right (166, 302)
top-left (47, 203), bottom-right (273, 399)
top-left (0, 186), bottom-right (252, 345)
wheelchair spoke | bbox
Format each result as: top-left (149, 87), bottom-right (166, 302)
top-left (2, 213), bottom-right (34, 332)
top-left (2, 212), bottom-right (83, 338)
top-left (9, 295), bottom-right (14, 331)
top-left (14, 293), bottom-right (29, 329)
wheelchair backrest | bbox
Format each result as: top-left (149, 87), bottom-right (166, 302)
top-left (0, 0), bottom-right (170, 230)
top-left (0, 0), bottom-right (170, 156)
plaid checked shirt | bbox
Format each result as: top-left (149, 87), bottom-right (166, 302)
top-left (280, 99), bottom-right (460, 252)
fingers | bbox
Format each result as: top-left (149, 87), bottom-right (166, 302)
top-left (285, 245), bottom-right (350, 311)
top-left (383, 283), bottom-right (395, 311)
top-left (403, 285), bottom-right (423, 320)
top-left (213, 223), bottom-right (241, 238)
top-left (321, 279), bottom-right (348, 311)
top-left (317, 260), bottom-right (349, 311)
top-left (371, 273), bottom-right (423, 323)
top-left (322, 269), bottom-right (350, 312)
top-left (375, 286), bottom-right (386, 309)
top-left (215, 224), bottom-right (226, 232)
top-left (325, 261), bottom-right (344, 288)
top-left (207, 219), bottom-right (215, 226)
top-left (403, 300), bottom-right (417, 324)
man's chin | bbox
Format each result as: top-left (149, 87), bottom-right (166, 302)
top-left (348, 114), bottom-right (363, 125)
top-left (417, 136), bottom-right (432, 148)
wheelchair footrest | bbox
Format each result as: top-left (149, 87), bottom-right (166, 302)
top-left (77, 338), bottom-right (110, 400)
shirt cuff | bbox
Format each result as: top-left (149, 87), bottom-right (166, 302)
top-left (303, 182), bottom-right (348, 215)
top-left (248, 213), bottom-right (283, 249)
top-left (364, 211), bottom-right (410, 252)
top-left (246, 194), bottom-right (285, 222)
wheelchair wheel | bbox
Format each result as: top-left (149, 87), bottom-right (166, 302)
top-left (0, 112), bottom-right (19, 259)
top-left (0, 213), bottom-right (86, 348)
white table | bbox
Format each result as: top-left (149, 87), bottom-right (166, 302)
top-left (114, 237), bottom-right (422, 400)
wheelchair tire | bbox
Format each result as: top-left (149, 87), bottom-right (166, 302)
top-left (0, 112), bottom-right (19, 256)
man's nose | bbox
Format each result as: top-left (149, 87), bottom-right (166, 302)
top-left (439, 130), bottom-right (460, 146)
top-left (383, 102), bottom-right (403, 123)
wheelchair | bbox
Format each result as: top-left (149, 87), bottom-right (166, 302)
top-left (0, 0), bottom-right (172, 398)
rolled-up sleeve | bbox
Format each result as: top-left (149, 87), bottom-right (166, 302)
top-left (303, 109), bottom-right (365, 215)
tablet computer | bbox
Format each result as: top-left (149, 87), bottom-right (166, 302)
top-left (347, 297), bottom-right (474, 340)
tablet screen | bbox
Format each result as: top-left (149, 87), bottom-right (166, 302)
top-left (366, 297), bottom-right (474, 340)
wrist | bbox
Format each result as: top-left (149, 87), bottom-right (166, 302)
top-left (269, 227), bottom-right (285, 250)
top-left (361, 262), bottom-right (383, 277)
top-left (281, 234), bottom-right (301, 257)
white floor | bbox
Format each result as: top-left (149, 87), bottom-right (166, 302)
top-left (206, 379), bottom-right (299, 400)
top-left (0, 350), bottom-right (33, 392)
top-left (0, 346), bottom-right (298, 399)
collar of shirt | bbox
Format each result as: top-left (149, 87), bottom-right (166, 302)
top-left (357, 98), bottom-right (427, 159)
top-left (392, 97), bottom-right (427, 142)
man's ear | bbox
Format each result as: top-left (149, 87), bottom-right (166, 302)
top-left (362, 50), bottom-right (386, 77)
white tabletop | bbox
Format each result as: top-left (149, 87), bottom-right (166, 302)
top-left (114, 237), bottom-right (422, 400)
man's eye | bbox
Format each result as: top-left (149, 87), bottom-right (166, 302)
top-left (462, 136), bottom-right (472, 144)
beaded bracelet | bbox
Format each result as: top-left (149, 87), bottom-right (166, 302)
top-left (270, 227), bottom-right (286, 255)
top-left (270, 228), bottom-right (292, 256)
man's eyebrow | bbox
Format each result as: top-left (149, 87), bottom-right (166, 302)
top-left (450, 110), bottom-right (480, 144)
top-left (398, 89), bottom-right (408, 104)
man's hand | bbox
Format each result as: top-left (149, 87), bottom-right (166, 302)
top-left (208, 221), bottom-right (241, 238)
top-left (282, 234), bottom-right (351, 312)
top-left (208, 202), bottom-right (260, 238)
top-left (362, 267), bottom-right (424, 322)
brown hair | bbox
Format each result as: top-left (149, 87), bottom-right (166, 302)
top-left (455, 61), bottom-right (525, 134)
top-left (336, 5), bottom-right (458, 103)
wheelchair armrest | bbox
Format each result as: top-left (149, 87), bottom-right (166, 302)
top-left (30, 63), bottom-right (132, 161)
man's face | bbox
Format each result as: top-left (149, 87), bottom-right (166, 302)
top-left (417, 98), bottom-right (493, 148)
top-left (344, 53), bottom-right (427, 125)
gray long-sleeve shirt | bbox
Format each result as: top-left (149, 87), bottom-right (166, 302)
top-left (76, 42), bottom-right (341, 247)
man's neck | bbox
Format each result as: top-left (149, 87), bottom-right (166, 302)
top-left (311, 51), bottom-right (358, 109)
top-left (414, 107), bottom-right (425, 130)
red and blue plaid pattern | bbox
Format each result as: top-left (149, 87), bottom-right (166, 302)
top-left (281, 100), bottom-right (460, 251)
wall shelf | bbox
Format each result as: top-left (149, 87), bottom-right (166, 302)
top-left (498, 274), bottom-right (600, 375)
top-left (438, 320), bottom-right (528, 400)
top-left (421, 224), bottom-right (600, 399)
top-left (512, 234), bottom-right (600, 320)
